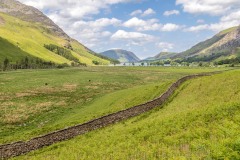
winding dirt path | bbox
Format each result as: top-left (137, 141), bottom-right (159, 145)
top-left (0, 71), bottom-right (221, 159)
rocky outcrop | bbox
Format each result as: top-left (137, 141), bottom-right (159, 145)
top-left (209, 27), bottom-right (240, 52)
top-left (0, 71), bottom-right (222, 159)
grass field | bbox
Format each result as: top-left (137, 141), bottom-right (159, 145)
top-left (13, 68), bottom-right (240, 160)
top-left (0, 67), bottom-right (226, 144)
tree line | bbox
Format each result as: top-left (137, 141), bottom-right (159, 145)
top-left (0, 57), bottom-right (62, 71)
top-left (44, 44), bottom-right (80, 63)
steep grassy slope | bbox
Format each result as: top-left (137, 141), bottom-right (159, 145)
top-left (0, 13), bottom-right (109, 65)
top-left (154, 52), bottom-right (178, 60)
top-left (0, 67), bottom-right (225, 144)
top-left (0, 13), bottom-right (70, 63)
top-left (177, 34), bottom-right (225, 58)
top-left (0, 0), bottom-right (68, 39)
top-left (144, 52), bottom-right (178, 61)
top-left (0, 37), bottom-right (32, 62)
top-left (16, 69), bottom-right (240, 159)
top-left (176, 26), bottom-right (240, 61)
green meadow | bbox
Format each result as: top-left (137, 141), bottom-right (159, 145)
top-left (12, 68), bottom-right (240, 160)
top-left (0, 67), bottom-right (225, 144)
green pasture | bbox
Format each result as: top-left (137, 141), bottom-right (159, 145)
top-left (0, 67), bottom-right (224, 144)
top-left (14, 69), bottom-right (240, 159)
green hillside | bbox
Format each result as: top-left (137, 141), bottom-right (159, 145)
top-left (0, 12), bottom-right (110, 65)
top-left (177, 35), bottom-right (225, 58)
top-left (144, 52), bottom-right (178, 61)
top-left (0, 37), bottom-right (31, 62)
top-left (175, 26), bottom-right (240, 63)
top-left (218, 26), bottom-right (238, 36)
top-left (15, 69), bottom-right (240, 159)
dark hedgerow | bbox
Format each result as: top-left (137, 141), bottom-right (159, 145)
top-left (44, 44), bottom-right (80, 63)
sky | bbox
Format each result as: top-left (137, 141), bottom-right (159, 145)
top-left (18, 0), bottom-right (240, 59)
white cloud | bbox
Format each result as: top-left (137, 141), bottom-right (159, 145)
top-left (130, 8), bottom-right (156, 17)
top-left (221, 10), bottom-right (240, 22)
top-left (123, 17), bottom-right (181, 32)
top-left (176, 0), bottom-right (240, 15)
top-left (186, 24), bottom-right (209, 32)
top-left (163, 10), bottom-right (180, 16)
top-left (19, 0), bottom-right (131, 18)
top-left (142, 8), bottom-right (156, 17)
top-left (111, 30), bottom-right (155, 45)
top-left (63, 18), bottom-right (122, 48)
top-left (161, 23), bottom-right (181, 31)
top-left (123, 17), bottom-right (161, 31)
top-left (186, 10), bottom-right (240, 32)
top-left (157, 42), bottom-right (174, 52)
top-left (130, 10), bottom-right (142, 16)
top-left (72, 18), bottom-right (121, 29)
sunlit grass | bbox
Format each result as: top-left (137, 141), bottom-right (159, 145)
top-left (0, 67), bottom-right (224, 144)
top-left (14, 69), bottom-right (240, 160)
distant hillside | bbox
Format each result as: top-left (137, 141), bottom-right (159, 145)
top-left (175, 26), bottom-right (240, 62)
top-left (144, 52), bottom-right (178, 61)
top-left (0, 0), bottom-right (110, 65)
top-left (100, 49), bottom-right (140, 63)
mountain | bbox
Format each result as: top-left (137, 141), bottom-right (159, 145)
top-left (0, 0), bottom-right (110, 65)
top-left (143, 52), bottom-right (178, 61)
top-left (176, 26), bottom-right (240, 62)
top-left (100, 49), bottom-right (140, 63)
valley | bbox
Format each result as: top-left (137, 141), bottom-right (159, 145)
top-left (0, 0), bottom-right (240, 159)
top-left (0, 67), bottom-right (238, 159)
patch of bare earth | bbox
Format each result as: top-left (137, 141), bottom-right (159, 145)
top-left (62, 84), bottom-right (78, 92)
top-left (0, 16), bottom-right (5, 25)
top-left (36, 102), bottom-right (53, 108)
top-left (14, 86), bottom-right (66, 98)
top-left (1, 102), bottom-right (55, 124)
top-left (2, 104), bottom-right (28, 124)
top-left (85, 82), bottom-right (102, 89)
top-left (15, 92), bottom-right (37, 98)
top-left (55, 100), bottom-right (67, 106)
top-left (0, 101), bottom-right (14, 107)
top-left (0, 94), bottom-right (11, 100)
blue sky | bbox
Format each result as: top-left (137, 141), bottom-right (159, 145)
top-left (19, 0), bottom-right (240, 59)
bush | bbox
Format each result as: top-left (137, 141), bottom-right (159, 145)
top-left (92, 60), bottom-right (100, 65)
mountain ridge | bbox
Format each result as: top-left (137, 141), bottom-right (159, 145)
top-left (143, 52), bottom-right (178, 61)
top-left (175, 26), bottom-right (240, 61)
